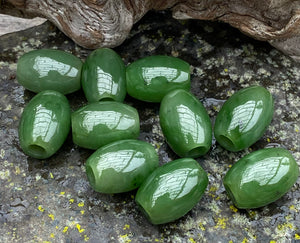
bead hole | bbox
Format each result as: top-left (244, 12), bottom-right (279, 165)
top-left (186, 146), bottom-right (208, 158)
top-left (28, 144), bottom-right (46, 156)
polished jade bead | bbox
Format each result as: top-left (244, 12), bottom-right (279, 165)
top-left (214, 86), bottom-right (274, 152)
top-left (85, 139), bottom-right (159, 193)
top-left (159, 89), bottom-right (212, 158)
top-left (135, 158), bottom-right (208, 224)
top-left (126, 55), bottom-right (190, 102)
top-left (223, 148), bottom-right (299, 209)
top-left (17, 49), bottom-right (83, 94)
top-left (71, 101), bottom-right (140, 150)
top-left (81, 48), bottom-right (126, 103)
top-left (18, 90), bottom-right (71, 159)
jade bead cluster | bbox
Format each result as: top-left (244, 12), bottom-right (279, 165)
top-left (17, 48), bottom-right (299, 225)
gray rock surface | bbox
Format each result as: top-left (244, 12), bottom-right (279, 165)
top-left (0, 11), bottom-right (299, 243)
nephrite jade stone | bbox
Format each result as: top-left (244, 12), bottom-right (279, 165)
top-left (71, 101), bottom-right (140, 150)
top-left (135, 158), bottom-right (208, 224)
top-left (223, 148), bottom-right (299, 209)
top-left (85, 139), bottom-right (159, 193)
top-left (19, 90), bottom-right (71, 159)
top-left (159, 89), bottom-right (212, 158)
top-left (126, 55), bottom-right (190, 102)
top-left (214, 86), bottom-right (274, 152)
top-left (81, 48), bottom-right (126, 103)
top-left (17, 49), bottom-right (83, 94)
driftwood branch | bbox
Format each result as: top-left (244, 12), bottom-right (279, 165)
top-left (4, 0), bottom-right (300, 61)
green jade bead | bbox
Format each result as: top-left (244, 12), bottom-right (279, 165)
top-left (214, 85), bottom-right (274, 152)
top-left (126, 55), bottom-right (190, 102)
top-left (17, 49), bottom-right (83, 94)
top-left (81, 48), bottom-right (126, 103)
top-left (135, 158), bottom-right (208, 225)
top-left (159, 89), bottom-right (212, 158)
top-left (85, 139), bottom-right (159, 193)
top-left (223, 148), bottom-right (299, 209)
top-left (19, 90), bottom-right (71, 159)
top-left (71, 101), bottom-right (140, 150)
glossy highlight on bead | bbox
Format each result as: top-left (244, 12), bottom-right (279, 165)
top-left (135, 158), bottom-right (208, 224)
top-left (159, 89), bottom-right (212, 158)
top-left (214, 86), bottom-right (274, 152)
top-left (223, 148), bottom-right (299, 209)
top-left (85, 139), bottom-right (159, 193)
top-left (18, 90), bottom-right (71, 159)
top-left (126, 55), bottom-right (190, 102)
top-left (81, 48), bottom-right (126, 103)
top-left (17, 49), bottom-right (83, 94)
top-left (71, 101), bottom-right (140, 150)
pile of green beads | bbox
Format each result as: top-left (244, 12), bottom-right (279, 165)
top-left (17, 48), bottom-right (299, 225)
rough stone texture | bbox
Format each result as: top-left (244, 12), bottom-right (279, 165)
top-left (0, 11), bottom-right (300, 243)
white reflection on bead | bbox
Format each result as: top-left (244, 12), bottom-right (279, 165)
top-left (142, 67), bottom-right (188, 85)
top-left (96, 67), bottom-right (118, 95)
top-left (33, 56), bottom-right (78, 78)
top-left (32, 104), bottom-right (57, 143)
top-left (82, 111), bottom-right (135, 132)
top-left (228, 100), bottom-right (263, 133)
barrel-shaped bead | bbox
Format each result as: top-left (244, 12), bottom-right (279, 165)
top-left (81, 48), bottom-right (126, 103)
top-left (223, 148), bottom-right (299, 209)
top-left (17, 49), bottom-right (82, 94)
top-left (159, 89), bottom-right (212, 158)
top-left (126, 55), bottom-right (190, 102)
top-left (71, 101), bottom-right (140, 150)
top-left (214, 86), bottom-right (274, 152)
top-left (135, 158), bottom-right (208, 224)
top-left (18, 90), bottom-right (71, 159)
top-left (85, 139), bottom-right (159, 193)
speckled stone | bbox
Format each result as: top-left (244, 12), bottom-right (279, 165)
top-left (0, 10), bottom-right (299, 243)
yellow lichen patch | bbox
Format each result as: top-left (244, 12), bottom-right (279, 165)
top-left (84, 235), bottom-right (89, 242)
top-left (120, 234), bottom-right (131, 243)
top-left (48, 214), bottom-right (55, 220)
top-left (198, 222), bottom-right (206, 231)
top-left (69, 198), bottom-right (74, 204)
top-left (62, 226), bottom-right (68, 233)
top-left (78, 201), bottom-right (84, 207)
top-left (229, 205), bottom-right (238, 213)
top-left (60, 191), bottom-right (65, 195)
top-left (14, 166), bottom-right (21, 175)
top-left (248, 210), bottom-right (256, 219)
top-left (269, 240), bottom-right (276, 243)
top-left (208, 186), bottom-right (218, 198)
top-left (50, 233), bottom-right (55, 238)
top-left (49, 172), bottom-right (54, 179)
top-left (189, 237), bottom-right (196, 243)
top-left (295, 234), bottom-right (300, 240)
top-left (80, 210), bottom-right (85, 215)
top-left (214, 217), bottom-right (228, 229)
top-left (277, 222), bottom-right (294, 231)
top-left (242, 238), bottom-right (248, 243)
top-left (289, 205), bottom-right (298, 212)
top-left (123, 224), bottom-right (130, 230)
top-left (38, 205), bottom-right (45, 212)
top-left (224, 68), bottom-right (228, 72)
top-left (76, 224), bottom-right (85, 233)
top-left (228, 240), bottom-right (233, 243)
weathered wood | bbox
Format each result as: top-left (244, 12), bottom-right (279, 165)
top-left (3, 0), bottom-right (300, 60)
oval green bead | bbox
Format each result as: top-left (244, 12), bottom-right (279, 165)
top-left (126, 55), bottom-right (190, 102)
top-left (159, 89), bottom-right (212, 158)
top-left (71, 101), bottom-right (140, 150)
top-left (81, 48), bottom-right (126, 103)
top-left (223, 148), bottom-right (299, 209)
top-left (214, 86), bottom-right (274, 152)
top-left (18, 90), bottom-right (71, 159)
top-left (135, 158), bottom-right (208, 225)
top-left (85, 139), bottom-right (159, 193)
top-left (17, 49), bottom-right (83, 94)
